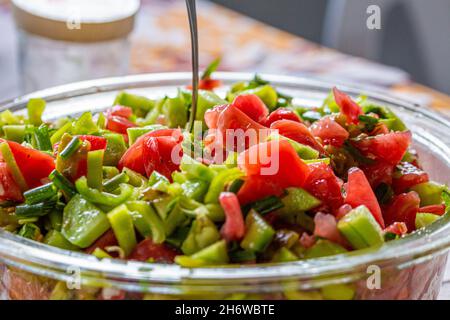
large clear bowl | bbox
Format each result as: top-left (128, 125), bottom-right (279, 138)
top-left (0, 73), bottom-right (449, 300)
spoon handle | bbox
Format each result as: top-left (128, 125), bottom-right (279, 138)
top-left (185, 0), bottom-right (199, 132)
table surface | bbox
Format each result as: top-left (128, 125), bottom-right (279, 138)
top-left (1, 0), bottom-right (450, 299)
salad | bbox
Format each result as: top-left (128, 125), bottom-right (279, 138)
top-left (0, 61), bottom-right (449, 272)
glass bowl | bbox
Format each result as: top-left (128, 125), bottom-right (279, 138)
top-left (0, 73), bottom-right (449, 300)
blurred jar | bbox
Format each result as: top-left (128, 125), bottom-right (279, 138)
top-left (12, 0), bottom-right (140, 93)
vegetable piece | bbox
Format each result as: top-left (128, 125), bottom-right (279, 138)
top-left (384, 222), bottom-right (408, 238)
top-left (27, 98), bottom-right (46, 126)
top-left (204, 168), bottom-right (243, 204)
top-left (18, 223), bottom-right (41, 241)
top-left (44, 230), bottom-right (79, 250)
top-left (72, 112), bottom-right (99, 135)
top-left (33, 124), bottom-right (53, 151)
top-left (129, 238), bottom-right (179, 263)
top-left (415, 213), bottom-right (441, 229)
top-left (3, 125), bottom-right (29, 143)
top-left (337, 205), bottom-right (384, 249)
top-left (86, 150), bottom-right (104, 189)
top-left (181, 180), bottom-right (208, 202)
top-left (103, 133), bottom-right (127, 166)
top-left (75, 176), bottom-right (133, 206)
top-left (50, 121), bottom-right (73, 145)
top-left (180, 155), bottom-right (215, 182)
top-left (78, 135), bottom-right (107, 151)
top-left (303, 239), bottom-right (347, 259)
top-left (237, 140), bottom-right (310, 205)
top-left (344, 167), bottom-right (384, 228)
top-left (103, 172), bottom-right (129, 193)
top-left (238, 85), bottom-right (278, 110)
top-left (23, 183), bottom-right (56, 204)
top-left (250, 195), bottom-right (284, 215)
top-left (59, 136), bottom-right (82, 159)
top-left (271, 247), bottom-right (298, 262)
top-left (384, 191), bottom-right (420, 231)
top-left (410, 182), bottom-right (445, 206)
top-left (127, 125), bottom-right (166, 145)
top-left (304, 162), bottom-right (343, 213)
top-left (232, 94), bottom-right (269, 123)
top-left (219, 192), bottom-right (245, 242)
top-left (392, 162), bottom-right (429, 194)
top-left (62, 194), bottom-right (110, 248)
top-left (332, 87), bottom-right (363, 125)
top-left (114, 92), bottom-right (155, 117)
top-left (279, 188), bottom-right (321, 215)
top-left (15, 200), bottom-right (56, 218)
top-left (84, 229), bottom-right (117, 254)
top-left (310, 116), bottom-right (349, 147)
top-left (107, 204), bottom-right (137, 257)
top-left (92, 248), bottom-right (113, 259)
top-left (351, 131), bottom-right (412, 166)
top-left (240, 210), bottom-right (275, 252)
top-left (201, 57), bottom-right (221, 80)
top-left (176, 240), bottom-right (229, 267)
top-left (126, 201), bottom-right (165, 244)
top-left (191, 90), bottom-right (227, 127)
top-left (266, 132), bottom-right (319, 160)
top-left (0, 162), bottom-right (24, 202)
top-left (314, 212), bottom-right (348, 247)
top-left (0, 142), bottom-right (28, 192)
top-left (262, 108), bottom-right (301, 127)
top-left (418, 204), bottom-right (446, 216)
top-left (48, 169), bottom-right (76, 198)
top-left (181, 215), bottom-right (221, 255)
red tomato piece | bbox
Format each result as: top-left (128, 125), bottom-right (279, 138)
top-left (0, 162), bottom-right (23, 202)
top-left (219, 192), bottom-right (246, 242)
top-left (384, 222), bottom-right (408, 236)
top-left (128, 238), bottom-right (179, 263)
top-left (352, 131), bottom-right (412, 165)
top-left (361, 161), bottom-right (394, 188)
top-left (187, 78), bottom-right (222, 91)
top-left (418, 204), bottom-right (446, 216)
top-left (109, 105), bottom-right (133, 119)
top-left (299, 232), bottom-right (316, 248)
top-left (237, 140), bottom-right (309, 204)
top-left (304, 162), bottom-right (344, 213)
top-left (313, 212), bottom-right (349, 247)
top-left (85, 230), bottom-right (118, 254)
top-left (270, 119), bottom-right (326, 154)
top-left (232, 94), bottom-right (269, 123)
top-left (204, 104), bottom-right (228, 129)
top-left (118, 129), bottom-right (181, 176)
top-left (392, 162), bottom-right (429, 194)
top-left (143, 135), bottom-right (183, 181)
top-left (262, 108), bottom-right (301, 127)
top-left (6, 140), bottom-right (55, 189)
top-left (78, 135), bottom-right (107, 151)
top-left (310, 116), bottom-right (349, 147)
top-left (106, 115), bottom-right (137, 135)
top-left (344, 167), bottom-right (385, 228)
top-left (332, 87), bottom-right (363, 125)
top-left (384, 191), bottom-right (420, 231)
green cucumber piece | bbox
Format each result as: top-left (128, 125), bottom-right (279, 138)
top-left (175, 240), bottom-right (229, 267)
top-left (279, 188), bottom-right (322, 215)
top-left (44, 230), bottom-right (79, 251)
top-left (410, 182), bottom-right (445, 206)
top-left (240, 210), bottom-right (275, 252)
top-left (303, 239), bottom-right (347, 259)
top-left (415, 213), bottom-right (441, 229)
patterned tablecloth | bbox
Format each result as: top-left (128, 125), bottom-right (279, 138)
top-left (0, 0), bottom-right (449, 299)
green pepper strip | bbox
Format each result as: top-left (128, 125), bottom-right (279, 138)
top-left (50, 122), bottom-right (72, 145)
top-left (27, 98), bottom-right (46, 126)
top-left (103, 172), bottom-right (129, 193)
top-left (48, 169), bottom-right (76, 198)
top-left (59, 136), bottom-right (82, 159)
top-left (75, 176), bottom-right (133, 206)
top-left (0, 142), bottom-right (28, 191)
top-left (126, 201), bottom-right (165, 244)
top-left (107, 204), bottom-right (137, 257)
top-left (87, 150), bottom-right (104, 190)
top-left (204, 168), bottom-right (244, 204)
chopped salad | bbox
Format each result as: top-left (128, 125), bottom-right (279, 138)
top-left (0, 61), bottom-right (449, 267)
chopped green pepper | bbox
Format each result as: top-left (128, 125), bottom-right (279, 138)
top-left (75, 176), bottom-right (133, 206)
top-left (175, 240), bottom-right (229, 267)
top-left (240, 210), bottom-right (275, 252)
top-left (87, 149), bottom-right (104, 189)
top-left (127, 200), bottom-right (165, 243)
top-left (44, 230), bottom-right (79, 250)
top-left (181, 215), bottom-right (220, 255)
top-left (27, 98), bottom-right (46, 126)
top-left (107, 204), bottom-right (137, 257)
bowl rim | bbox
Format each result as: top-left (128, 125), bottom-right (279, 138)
top-left (0, 72), bottom-right (449, 290)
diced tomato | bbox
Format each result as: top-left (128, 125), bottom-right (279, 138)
top-left (204, 104), bottom-right (228, 129)
top-left (143, 135), bottom-right (183, 180)
top-left (85, 230), bottom-right (118, 254)
top-left (219, 192), bottom-right (245, 242)
top-left (232, 94), bottom-right (269, 123)
top-left (5, 140), bottom-right (55, 189)
top-left (384, 222), bottom-right (408, 236)
top-left (270, 119), bottom-right (326, 154)
top-left (237, 140), bottom-right (309, 204)
top-left (418, 204), bottom-right (446, 216)
top-left (128, 238), bottom-right (179, 263)
top-left (262, 108), bottom-right (301, 127)
top-left (304, 162), bottom-right (344, 213)
top-left (332, 87), bottom-right (363, 125)
top-left (207, 104), bottom-right (268, 153)
top-left (384, 191), bottom-right (420, 231)
top-left (109, 105), bottom-right (133, 119)
top-left (0, 162), bottom-right (23, 202)
top-left (106, 115), bottom-right (137, 135)
top-left (344, 167), bottom-right (385, 228)
top-left (313, 212), bottom-right (349, 247)
top-left (78, 135), bottom-right (107, 151)
top-left (99, 288), bottom-right (126, 300)
top-left (370, 123), bottom-right (390, 135)
top-left (299, 232), bottom-right (316, 248)
top-left (361, 162), bottom-right (394, 188)
top-left (336, 204), bottom-right (353, 220)
top-left (392, 162), bottom-right (429, 194)
top-left (352, 131), bottom-right (412, 165)
top-left (118, 129), bottom-right (182, 176)
top-left (187, 78), bottom-right (222, 91)
top-left (310, 116), bottom-right (349, 147)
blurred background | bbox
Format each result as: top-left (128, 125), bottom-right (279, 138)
top-left (0, 0), bottom-right (449, 114)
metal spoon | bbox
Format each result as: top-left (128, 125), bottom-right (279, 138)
top-left (185, 0), bottom-right (199, 132)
